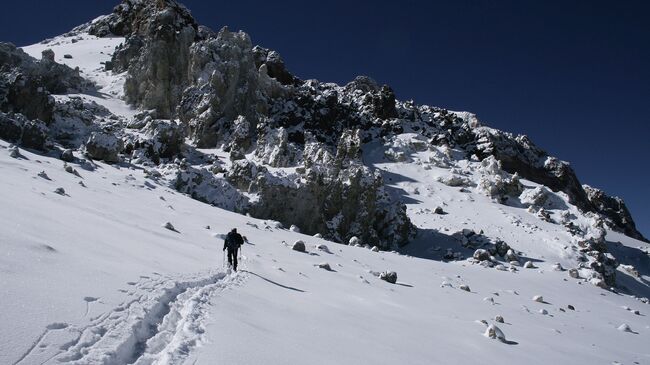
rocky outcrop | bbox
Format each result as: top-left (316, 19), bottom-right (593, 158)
top-left (83, 131), bottom-right (122, 163)
top-left (180, 27), bottom-right (273, 147)
top-left (248, 130), bottom-right (415, 249)
top-left (94, 0), bottom-right (198, 117)
top-left (252, 46), bottom-right (299, 86)
top-left (0, 112), bottom-right (49, 150)
top-left (1, 42), bottom-right (85, 123)
top-left (583, 185), bottom-right (647, 242)
top-left (85, 0), bottom-right (644, 247)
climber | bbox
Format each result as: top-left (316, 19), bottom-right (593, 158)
top-left (223, 228), bottom-right (244, 271)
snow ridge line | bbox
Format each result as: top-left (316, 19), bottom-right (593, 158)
top-left (48, 270), bottom-right (242, 365)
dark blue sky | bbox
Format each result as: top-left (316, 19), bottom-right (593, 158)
top-left (1, 1), bottom-right (648, 237)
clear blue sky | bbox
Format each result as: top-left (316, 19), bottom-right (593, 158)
top-left (1, 0), bottom-right (648, 237)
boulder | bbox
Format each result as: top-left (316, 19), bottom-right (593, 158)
top-left (494, 240), bottom-right (510, 257)
top-left (379, 271), bottom-right (397, 284)
top-left (84, 132), bottom-right (122, 163)
top-left (484, 324), bottom-right (506, 341)
top-left (473, 249), bottom-right (491, 262)
top-left (504, 249), bottom-right (519, 263)
top-left (292, 240), bottom-right (306, 252)
top-left (0, 112), bottom-right (49, 150)
top-left (60, 149), bottom-right (74, 162)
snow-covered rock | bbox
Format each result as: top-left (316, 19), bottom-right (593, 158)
top-left (379, 271), bottom-right (397, 284)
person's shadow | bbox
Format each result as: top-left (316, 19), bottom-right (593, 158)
top-left (240, 270), bottom-right (306, 293)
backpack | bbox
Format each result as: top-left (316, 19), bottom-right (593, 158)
top-left (225, 232), bottom-right (243, 249)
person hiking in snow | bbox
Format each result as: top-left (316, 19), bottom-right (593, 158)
top-left (223, 228), bottom-right (244, 271)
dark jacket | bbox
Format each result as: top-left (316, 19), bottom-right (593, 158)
top-left (224, 231), bottom-right (244, 251)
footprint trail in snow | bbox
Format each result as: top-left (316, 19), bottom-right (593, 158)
top-left (14, 268), bottom-right (248, 365)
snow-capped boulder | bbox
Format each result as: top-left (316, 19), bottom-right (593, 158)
top-left (174, 166), bottom-right (249, 212)
top-left (478, 157), bottom-right (523, 203)
top-left (484, 324), bottom-right (506, 341)
top-left (583, 185), bottom-right (647, 242)
top-left (379, 271), bottom-right (397, 284)
top-left (504, 249), bottom-right (519, 263)
top-left (60, 149), bottom-right (74, 162)
top-left (617, 324), bottom-right (633, 333)
top-left (437, 174), bottom-right (472, 187)
top-left (524, 261), bottom-right (536, 269)
top-left (473, 249), bottom-right (491, 262)
top-left (317, 262), bottom-right (331, 271)
top-left (315, 244), bottom-right (330, 253)
top-left (83, 132), bottom-right (122, 163)
top-left (140, 119), bottom-right (185, 161)
top-left (532, 295), bottom-right (544, 303)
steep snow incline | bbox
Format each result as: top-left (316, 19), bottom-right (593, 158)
top-left (363, 137), bottom-right (590, 266)
top-left (2, 140), bottom-right (649, 365)
top-left (22, 34), bottom-right (136, 119)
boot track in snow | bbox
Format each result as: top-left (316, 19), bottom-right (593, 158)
top-left (14, 268), bottom-right (248, 365)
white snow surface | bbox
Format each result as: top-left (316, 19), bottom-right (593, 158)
top-left (22, 34), bottom-right (137, 119)
top-left (1, 32), bottom-right (650, 365)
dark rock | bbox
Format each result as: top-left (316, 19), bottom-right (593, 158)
top-left (292, 240), bottom-right (306, 252)
top-left (0, 112), bottom-right (48, 150)
top-left (139, 119), bottom-right (185, 161)
top-left (494, 240), bottom-right (510, 257)
top-left (41, 49), bottom-right (55, 62)
top-left (83, 132), bottom-right (122, 163)
top-left (20, 119), bottom-right (49, 150)
top-left (379, 271), bottom-right (397, 284)
top-left (583, 185), bottom-right (648, 242)
top-left (252, 46), bottom-right (299, 86)
top-left (1, 42), bottom-right (86, 122)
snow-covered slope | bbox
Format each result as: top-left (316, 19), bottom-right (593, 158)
top-left (2, 141), bottom-right (650, 365)
top-left (22, 34), bottom-right (135, 119)
top-left (1, 3), bottom-right (650, 364)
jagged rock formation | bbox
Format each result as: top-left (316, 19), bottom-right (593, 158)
top-left (1, 42), bottom-right (85, 123)
top-left (0, 112), bottom-right (49, 150)
top-left (0, 0), bottom-right (646, 249)
top-left (583, 185), bottom-right (647, 242)
top-left (90, 0), bottom-right (199, 117)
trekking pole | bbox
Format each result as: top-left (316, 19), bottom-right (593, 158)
top-left (222, 250), bottom-right (226, 269)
